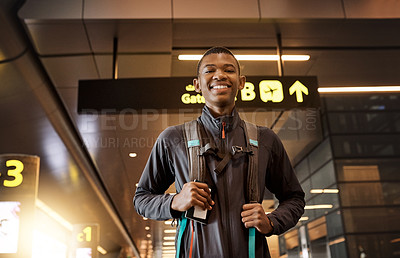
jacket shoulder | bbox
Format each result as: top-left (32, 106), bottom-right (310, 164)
top-left (157, 124), bottom-right (185, 146)
top-left (250, 124), bottom-right (283, 150)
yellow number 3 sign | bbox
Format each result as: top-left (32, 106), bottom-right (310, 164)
top-left (1, 159), bottom-right (24, 187)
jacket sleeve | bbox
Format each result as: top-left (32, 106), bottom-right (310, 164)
top-left (133, 130), bottom-right (182, 220)
top-left (265, 133), bottom-right (305, 235)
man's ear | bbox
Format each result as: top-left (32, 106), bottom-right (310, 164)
top-left (193, 78), bottom-right (201, 93)
top-left (238, 75), bottom-right (246, 90)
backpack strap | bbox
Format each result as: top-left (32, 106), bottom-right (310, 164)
top-left (243, 121), bottom-right (259, 258)
top-left (244, 121), bottom-right (260, 203)
top-left (183, 119), bottom-right (260, 200)
top-left (175, 214), bottom-right (187, 258)
top-left (183, 120), bottom-right (207, 182)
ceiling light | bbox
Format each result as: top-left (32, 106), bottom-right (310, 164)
top-left (164, 220), bottom-right (172, 225)
top-left (310, 189), bottom-right (339, 194)
top-left (145, 226), bottom-right (150, 230)
top-left (97, 246), bottom-right (107, 255)
top-left (129, 152), bottom-right (137, 158)
top-left (281, 55), bottom-right (310, 61)
top-left (323, 189), bottom-right (339, 193)
top-left (163, 242), bottom-right (175, 246)
top-left (318, 86), bottom-right (400, 93)
top-left (163, 236), bottom-right (175, 241)
top-left (178, 54), bottom-right (310, 61)
top-left (162, 246), bottom-right (176, 250)
top-left (329, 237), bottom-right (345, 246)
top-left (164, 229), bottom-right (176, 234)
top-left (143, 217), bottom-right (148, 220)
top-left (163, 250), bottom-right (176, 254)
top-left (390, 238), bottom-right (400, 244)
top-left (146, 234), bottom-right (151, 238)
top-left (299, 217), bottom-right (309, 221)
top-left (304, 204), bottom-right (333, 209)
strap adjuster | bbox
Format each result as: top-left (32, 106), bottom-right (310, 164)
top-left (232, 146), bottom-right (253, 155)
top-left (232, 146), bottom-right (243, 154)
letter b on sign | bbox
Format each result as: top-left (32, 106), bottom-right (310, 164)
top-left (241, 82), bottom-right (256, 101)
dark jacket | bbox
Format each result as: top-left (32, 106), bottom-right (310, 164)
top-left (134, 106), bottom-right (305, 257)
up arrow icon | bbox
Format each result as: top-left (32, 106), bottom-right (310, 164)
top-left (289, 80), bottom-right (309, 102)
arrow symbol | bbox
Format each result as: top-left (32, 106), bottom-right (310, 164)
top-left (289, 80), bottom-right (309, 102)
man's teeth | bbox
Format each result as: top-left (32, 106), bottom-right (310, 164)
top-left (212, 85), bottom-right (228, 89)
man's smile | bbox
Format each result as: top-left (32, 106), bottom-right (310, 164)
top-left (209, 84), bottom-right (231, 89)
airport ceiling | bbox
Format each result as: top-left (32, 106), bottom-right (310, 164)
top-left (1, 0), bottom-right (400, 256)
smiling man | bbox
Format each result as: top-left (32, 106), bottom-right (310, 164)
top-left (134, 47), bottom-right (305, 257)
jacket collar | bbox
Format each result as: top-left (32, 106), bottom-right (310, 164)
top-left (199, 105), bottom-right (241, 136)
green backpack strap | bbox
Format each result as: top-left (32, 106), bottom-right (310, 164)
top-left (244, 121), bottom-right (259, 258)
top-left (176, 215), bottom-right (187, 258)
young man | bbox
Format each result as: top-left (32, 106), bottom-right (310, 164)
top-left (134, 47), bottom-right (305, 257)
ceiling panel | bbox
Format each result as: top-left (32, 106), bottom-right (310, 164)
top-left (84, 21), bottom-right (118, 53)
top-left (172, 21), bottom-right (276, 48)
top-left (343, 0), bottom-right (400, 18)
top-left (41, 55), bottom-right (99, 87)
top-left (279, 19), bottom-right (400, 47)
top-left (94, 54), bottom-right (113, 79)
top-left (281, 50), bottom-right (321, 76)
top-left (85, 20), bottom-right (173, 54)
top-left (309, 50), bottom-right (400, 86)
top-left (260, 0), bottom-right (344, 18)
top-left (84, 0), bottom-right (172, 19)
top-left (118, 21), bottom-right (173, 53)
top-left (332, 20), bottom-right (400, 46)
top-left (173, 0), bottom-right (259, 19)
top-left (0, 17), bottom-right (26, 61)
top-left (26, 21), bottom-right (90, 55)
top-left (18, 0), bottom-right (82, 19)
top-left (118, 54), bottom-right (172, 78)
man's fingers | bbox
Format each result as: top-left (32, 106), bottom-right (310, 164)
top-left (186, 182), bottom-right (214, 209)
top-left (242, 203), bottom-right (260, 210)
top-left (191, 182), bottom-right (214, 206)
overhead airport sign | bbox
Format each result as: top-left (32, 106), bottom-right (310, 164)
top-left (78, 76), bottom-right (319, 113)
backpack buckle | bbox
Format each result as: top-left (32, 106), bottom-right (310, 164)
top-left (232, 146), bottom-right (243, 154)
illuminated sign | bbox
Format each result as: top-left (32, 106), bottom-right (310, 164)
top-left (0, 154), bottom-right (40, 258)
top-left (78, 76), bottom-right (319, 112)
top-left (72, 224), bottom-right (99, 258)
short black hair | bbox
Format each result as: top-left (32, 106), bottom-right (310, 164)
top-left (197, 46), bottom-right (241, 76)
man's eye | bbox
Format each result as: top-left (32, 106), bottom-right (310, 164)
top-left (226, 70), bottom-right (235, 73)
top-left (204, 70), bottom-right (214, 74)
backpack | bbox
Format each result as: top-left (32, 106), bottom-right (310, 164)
top-left (176, 119), bottom-right (260, 258)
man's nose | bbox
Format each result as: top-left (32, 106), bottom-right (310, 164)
top-left (212, 70), bottom-right (227, 80)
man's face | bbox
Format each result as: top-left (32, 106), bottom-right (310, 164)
top-left (193, 53), bottom-right (245, 112)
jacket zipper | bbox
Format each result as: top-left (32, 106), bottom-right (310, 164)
top-left (222, 121), bottom-right (226, 139)
top-left (221, 120), bottom-right (233, 256)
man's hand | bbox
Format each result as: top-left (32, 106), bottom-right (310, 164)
top-left (171, 181), bottom-right (214, 212)
top-left (241, 203), bottom-right (273, 235)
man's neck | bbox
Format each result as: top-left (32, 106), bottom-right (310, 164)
top-left (206, 105), bottom-right (234, 118)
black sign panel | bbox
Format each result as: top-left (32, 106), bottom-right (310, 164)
top-left (0, 154), bottom-right (40, 258)
top-left (71, 224), bottom-right (99, 258)
top-left (78, 76), bottom-right (319, 113)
